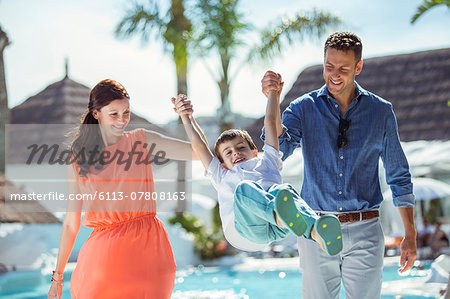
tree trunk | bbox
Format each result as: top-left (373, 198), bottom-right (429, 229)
top-left (167, 0), bottom-right (191, 216)
top-left (0, 27), bottom-right (10, 175)
top-left (218, 53), bottom-right (233, 133)
top-left (218, 80), bottom-right (233, 133)
top-left (175, 50), bottom-right (188, 216)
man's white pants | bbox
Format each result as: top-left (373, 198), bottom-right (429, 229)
top-left (298, 218), bottom-right (385, 299)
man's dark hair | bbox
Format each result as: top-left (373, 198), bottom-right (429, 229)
top-left (324, 32), bottom-right (362, 62)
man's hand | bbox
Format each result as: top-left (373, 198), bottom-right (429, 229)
top-left (261, 70), bottom-right (284, 98)
top-left (398, 233), bottom-right (417, 273)
top-left (171, 94), bottom-right (193, 116)
top-left (397, 207), bottom-right (417, 274)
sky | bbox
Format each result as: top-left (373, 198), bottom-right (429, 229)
top-left (1, 0), bottom-right (450, 124)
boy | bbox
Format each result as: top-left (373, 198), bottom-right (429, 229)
top-left (171, 72), bottom-right (342, 255)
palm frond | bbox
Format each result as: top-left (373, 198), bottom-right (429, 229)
top-left (115, 2), bottom-right (164, 43)
top-left (193, 0), bottom-right (249, 55)
top-left (411, 0), bottom-right (450, 24)
top-left (250, 9), bottom-right (342, 61)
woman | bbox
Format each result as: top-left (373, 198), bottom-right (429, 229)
top-left (48, 79), bottom-right (195, 298)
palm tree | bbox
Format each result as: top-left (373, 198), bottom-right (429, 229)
top-left (116, 0), bottom-right (192, 94)
top-left (193, 0), bottom-right (342, 131)
top-left (116, 0), bottom-right (192, 214)
top-left (0, 26), bottom-right (10, 174)
top-left (411, 0), bottom-right (450, 24)
top-left (193, 0), bottom-right (247, 132)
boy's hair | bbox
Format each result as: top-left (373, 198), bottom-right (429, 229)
top-left (214, 129), bottom-right (257, 163)
top-left (324, 31), bottom-right (362, 62)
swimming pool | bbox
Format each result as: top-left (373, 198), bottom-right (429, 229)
top-left (0, 261), bottom-right (434, 299)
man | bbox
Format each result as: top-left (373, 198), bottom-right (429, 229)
top-left (261, 32), bottom-right (416, 298)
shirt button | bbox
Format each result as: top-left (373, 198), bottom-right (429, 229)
top-left (339, 207), bottom-right (343, 211)
top-left (335, 104), bottom-right (338, 108)
top-left (339, 173), bottom-right (343, 177)
top-left (338, 191), bottom-right (342, 195)
top-left (340, 156), bottom-right (344, 160)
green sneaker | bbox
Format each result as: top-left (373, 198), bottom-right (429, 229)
top-left (274, 189), bottom-right (307, 236)
top-left (315, 215), bottom-right (343, 256)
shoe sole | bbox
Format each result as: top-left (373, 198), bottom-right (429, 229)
top-left (274, 189), bottom-right (307, 236)
top-left (315, 215), bottom-right (343, 256)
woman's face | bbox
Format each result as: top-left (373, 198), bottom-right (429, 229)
top-left (93, 98), bottom-right (130, 137)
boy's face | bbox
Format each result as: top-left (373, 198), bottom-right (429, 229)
top-left (218, 136), bottom-right (258, 170)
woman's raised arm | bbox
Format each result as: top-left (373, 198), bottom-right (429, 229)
top-left (144, 130), bottom-right (200, 161)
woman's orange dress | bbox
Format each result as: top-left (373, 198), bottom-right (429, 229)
top-left (69, 129), bottom-right (176, 299)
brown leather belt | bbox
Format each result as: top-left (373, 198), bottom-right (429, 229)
top-left (317, 210), bottom-right (379, 223)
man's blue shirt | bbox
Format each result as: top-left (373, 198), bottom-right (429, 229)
top-left (262, 82), bottom-right (415, 212)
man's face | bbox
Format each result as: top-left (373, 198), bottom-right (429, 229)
top-left (218, 136), bottom-right (257, 170)
top-left (323, 48), bottom-right (363, 100)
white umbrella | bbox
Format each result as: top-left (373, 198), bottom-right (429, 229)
top-left (187, 193), bottom-right (217, 227)
top-left (383, 177), bottom-right (450, 201)
top-left (191, 193), bottom-right (216, 212)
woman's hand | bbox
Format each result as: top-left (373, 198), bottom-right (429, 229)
top-left (48, 280), bottom-right (63, 299)
top-left (171, 94), bottom-right (193, 116)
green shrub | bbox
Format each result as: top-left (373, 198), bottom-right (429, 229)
top-left (168, 213), bottom-right (227, 260)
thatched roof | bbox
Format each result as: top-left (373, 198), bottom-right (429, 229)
top-left (7, 75), bottom-right (172, 163)
top-left (11, 75), bottom-right (162, 128)
top-left (0, 175), bottom-right (61, 223)
top-left (246, 48), bottom-right (450, 149)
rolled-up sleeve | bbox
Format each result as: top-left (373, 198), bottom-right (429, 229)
top-left (261, 100), bottom-right (303, 161)
top-left (381, 105), bottom-right (415, 207)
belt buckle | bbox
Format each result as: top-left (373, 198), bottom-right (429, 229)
top-left (359, 212), bottom-right (362, 221)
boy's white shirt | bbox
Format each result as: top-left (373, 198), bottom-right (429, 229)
top-left (206, 144), bottom-right (283, 251)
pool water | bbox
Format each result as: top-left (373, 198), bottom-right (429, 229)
top-left (0, 263), bottom-right (433, 299)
